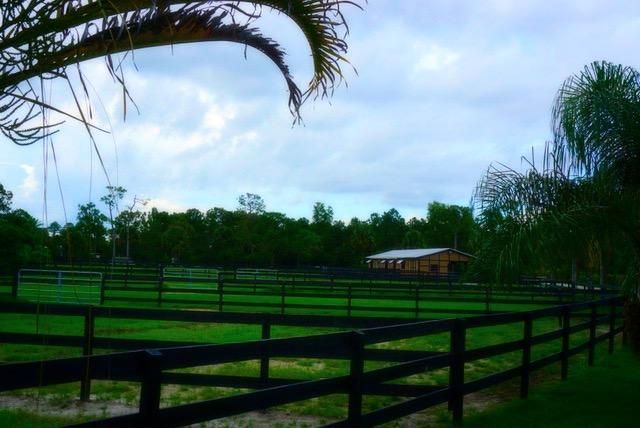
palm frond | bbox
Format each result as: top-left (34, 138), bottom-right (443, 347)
top-left (0, 1), bottom-right (363, 145)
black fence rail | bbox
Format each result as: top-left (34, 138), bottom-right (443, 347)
top-left (0, 296), bottom-right (625, 427)
top-left (0, 274), bottom-right (11, 295)
top-left (11, 267), bottom-right (609, 318)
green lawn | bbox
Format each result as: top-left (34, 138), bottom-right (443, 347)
top-left (0, 278), bottom-right (624, 427)
top-left (462, 347), bottom-right (639, 428)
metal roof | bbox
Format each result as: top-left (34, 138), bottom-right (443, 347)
top-left (365, 248), bottom-right (474, 260)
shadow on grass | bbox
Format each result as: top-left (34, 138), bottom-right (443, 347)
top-left (462, 347), bottom-right (639, 428)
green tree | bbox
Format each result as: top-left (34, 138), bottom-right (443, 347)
top-left (238, 193), bottom-right (266, 215)
top-left (75, 202), bottom-right (108, 259)
top-left (474, 61), bottom-right (640, 296)
top-left (370, 209), bottom-right (406, 251)
top-left (1, 1), bottom-right (362, 145)
top-left (101, 186), bottom-right (126, 262)
top-left (0, 207), bottom-right (49, 271)
top-left (0, 183), bottom-right (12, 213)
top-left (424, 202), bottom-right (475, 252)
top-left (312, 202), bottom-right (334, 225)
top-left (115, 195), bottom-right (148, 260)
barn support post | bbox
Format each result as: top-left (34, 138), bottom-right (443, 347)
top-left (449, 318), bottom-right (466, 425)
top-left (561, 305), bottom-right (570, 380)
top-left (347, 330), bottom-right (365, 426)
top-left (80, 306), bottom-right (95, 401)
top-left (139, 350), bottom-right (163, 427)
top-left (520, 313), bottom-right (532, 399)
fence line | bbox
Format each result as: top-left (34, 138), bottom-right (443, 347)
top-left (0, 296), bottom-right (625, 427)
top-left (11, 267), bottom-right (607, 318)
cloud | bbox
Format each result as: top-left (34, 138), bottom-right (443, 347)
top-left (3, 1), bottom-right (640, 224)
top-left (144, 198), bottom-right (190, 214)
top-left (18, 164), bottom-right (38, 198)
top-left (414, 43), bottom-right (461, 73)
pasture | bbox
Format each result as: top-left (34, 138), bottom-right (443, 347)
top-left (0, 266), bottom-right (625, 427)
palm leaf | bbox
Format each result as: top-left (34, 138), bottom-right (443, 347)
top-left (0, 1), bottom-right (363, 145)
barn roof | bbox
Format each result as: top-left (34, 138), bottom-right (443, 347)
top-left (365, 248), bottom-right (475, 260)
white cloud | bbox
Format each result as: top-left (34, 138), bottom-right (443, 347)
top-left (414, 44), bottom-right (461, 72)
top-left (19, 164), bottom-right (38, 198)
top-left (144, 198), bottom-right (190, 214)
top-left (3, 1), bottom-right (640, 223)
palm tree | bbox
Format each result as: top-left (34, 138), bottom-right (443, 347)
top-left (473, 61), bottom-right (640, 350)
top-left (475, 62), bottom-right (640, 289)
top-left (1, 1), bottom-right (362, 145)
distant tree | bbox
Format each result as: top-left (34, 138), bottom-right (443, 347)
top-left (472, 61), bottom-right (640, 295)
top-left (47, 221), bottom-right (62, 236)
top-left (370, 209), bottom-right (406, 251)
top-left (312, 202), bottom-right (334, 225)
top-left (0, 209), bottom-right (49, 271)
top-left (402, 229), bottom-right (424, 248)
top-left (0, 183), bottom-right (13, 213)
top-left (424, 202), bottom-right (475, 252)
top-left (101, 186), bottom-right (126, 262)
top-left (75, 202), bottom-right (108, 258)
top-left (115, 195), bottom-right (148, 260)
top-left (238, 193), bottom-right (266, 215)
top-left (347, 217), bottom-right (375, 263)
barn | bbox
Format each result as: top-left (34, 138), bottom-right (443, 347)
top-left (365, 248), bottom-right (474, 275)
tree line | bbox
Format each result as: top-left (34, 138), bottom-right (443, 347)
top-left (0, 187), bottom-right (477, 272)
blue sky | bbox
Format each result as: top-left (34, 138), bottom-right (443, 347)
top-left (2, 1), bottom-right (640, 225)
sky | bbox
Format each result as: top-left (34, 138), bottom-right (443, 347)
top-left (2, 0), bottom-right (640, 225)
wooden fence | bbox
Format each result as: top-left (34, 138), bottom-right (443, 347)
top-left (11, 267), bottom-right (605, 317)
top-left (0, 296), bottom-right (625, 427)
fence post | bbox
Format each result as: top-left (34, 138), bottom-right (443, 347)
top-left (561, 305), bottom-right (570, 380)
top-left (260, 318), bottom-right (271, 387)
top-left (347, 331), bottom-right (365, 426)
top-left (347, 284), bottom-right (352, 318)
top-left (415, 285), bottom-right (420, 318)
top-left (609, 299), bottom-right (616, 354)
top-left (139, 350), bottom-right (163, 427)
top-left (485, 286), bottom-right (490, 313)
top-left (12, 270), bottom-right (19, 298)
top-left (157, 273), bottom-right (163, 307)
top-left (280, 282), bottom-right (286, 315)
top-left (520, 313), bottom-right (532, 399)
top-left (449, 318), bottom-right (466, 424)
top-left (588, 303), bottom-right (597, 366)
top-left (99, 275), bottom-right (106, 305)
top-left (622, 300), bottom-right (628, 346)
top-left (218, 277), bottom-right (224, 312)
top-left (80, 306), bottom-right (95, 401)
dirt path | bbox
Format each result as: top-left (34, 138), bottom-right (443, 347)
top-left (0, 384), bottom-right (510, 428)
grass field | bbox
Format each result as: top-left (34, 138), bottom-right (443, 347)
top-left (462, 346), bottom-right (638, 428)
top-left (0, 268), bottom-right (625, 427)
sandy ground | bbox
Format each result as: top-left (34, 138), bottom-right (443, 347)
top-left (0, 386), bottom-right (505, 427)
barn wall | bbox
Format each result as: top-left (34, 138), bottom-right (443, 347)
top-left (368, 251), bottom-right (472, 273)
